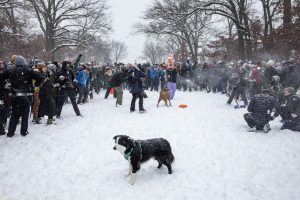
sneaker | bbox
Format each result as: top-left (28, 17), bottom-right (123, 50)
top-left (247, 127), bottom-right (256, 132)
top-left (0, 132), bottom-right (6, 136)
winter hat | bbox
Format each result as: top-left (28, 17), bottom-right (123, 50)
top-left (283, 87), bottom-right (295, 95)
top-left (15, 55), bottom-right (27, 66)
top-left (10, 55), bottom-right (17, 64)
top-left (266, 60), bottom-right (275, 67)
top-left (37, 63), bottom-right (47, 72)
top-left (62, 61), bottom-right (71, 69)
top-left (271, 75), bottom-right (280, 83)
top-left (47, 64), bottom-right (57, 72)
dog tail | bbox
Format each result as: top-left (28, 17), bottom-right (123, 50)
top-left (169, 152), bottom-right (175, 164)
top-left (166, 141), bottom-right (175, 163)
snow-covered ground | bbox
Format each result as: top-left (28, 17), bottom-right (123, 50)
top-left (0, 90), bottom-right (300, 200)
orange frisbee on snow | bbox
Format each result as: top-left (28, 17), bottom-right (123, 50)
top-left (179, 104), bottom-right (188, 108)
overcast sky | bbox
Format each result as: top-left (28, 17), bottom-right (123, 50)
top-left (109, 0), bottom-right (152, 63)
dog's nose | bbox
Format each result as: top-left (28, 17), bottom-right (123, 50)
top-left (113, 146), bottom-right (116, 150)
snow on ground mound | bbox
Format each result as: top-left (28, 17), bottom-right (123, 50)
top-left (0, 91), bottom-right (300, 200)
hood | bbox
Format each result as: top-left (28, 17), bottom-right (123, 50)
top-left (15, 56), bottom-right (27, 67)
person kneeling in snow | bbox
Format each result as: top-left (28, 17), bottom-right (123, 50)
top-left (244, 89), bottom-right (279, 133)
top-left (279, 87), bottom-right (300, 132)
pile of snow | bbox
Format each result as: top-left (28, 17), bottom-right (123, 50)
top-left (0, 91), bottom-right (300, 200)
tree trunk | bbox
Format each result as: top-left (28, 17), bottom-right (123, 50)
top-left (237, 29), bottom-right (245, 60)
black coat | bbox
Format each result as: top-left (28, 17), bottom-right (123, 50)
top-left (264, 67), bottom-right (277, 83)
top-left (0, 66), bottom-right (43, 94)
top-left (247, 94), bottom-right (278, 125)
top-left (56, 68), bottom-right (76, 89)
top-left (38, 72), bottom-right (56, 118)
top-left (0, 76), bottom-right (5, 100)
top-left (39, 73), bottom-right (53, 101)
top-left (128, 68), bottom-right (146, 93)
top-left (109, 72), bottom-right (128, 88)
top-left (284, 95), bottom-right (300, 122)
top-left (166, 69), bottom-right (177, 83)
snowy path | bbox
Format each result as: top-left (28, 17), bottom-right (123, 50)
top-left (0, 91), bottom-right (300, 200)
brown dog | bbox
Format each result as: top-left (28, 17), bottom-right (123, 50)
top-left (157, 88), bottom-right (172, 107)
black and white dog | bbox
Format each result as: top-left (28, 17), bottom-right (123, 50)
top-left (113, 135), bottom-right (175, 185)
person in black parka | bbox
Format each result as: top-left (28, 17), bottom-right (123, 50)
top-left (36, 63), bottom-right (56, 125)
top-left (0, 56), bottom-right (44, 137)
top-left (128, 64), bottom-right (146, 112)
top-left (280, 87), bottom-right (300, 132)
top-left (244, 90), bottom-right (279, 132)
top-left (56, 61), bottom-right (82, 118)
top-left (109, 69), bottom-right (128, 106)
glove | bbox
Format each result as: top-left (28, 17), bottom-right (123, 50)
top-left (291, 113), bottom-right (298, 118)
top-left (4, 83), bottom-right (11, 90)
top-left (59, 75), bottom-right (65, 81)
top-left (73, 79), bottom-right (78, 84)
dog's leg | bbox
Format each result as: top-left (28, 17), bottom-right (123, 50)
top-left (164, 100), bottom-right (169, 107)
top-left (163, 161), bottom-right (173, 174)
top-left (126, 161), bottom-right (132, 177)
top-left (157, 99), bottom-right (161, 107)
top-left (130, 172), bottom-right (137, 185)
top-left (168, 98), bottom-right (172, 107)
top-left (158, 162), bottom-right (162, 169)
top-left (129, 161), bottom-right (140, 185)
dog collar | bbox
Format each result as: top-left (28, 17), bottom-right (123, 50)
top-left (124, 148), bottom-right (133, 160)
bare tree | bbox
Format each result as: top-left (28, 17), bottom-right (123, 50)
top-left (0, 0), bottom-right (11, 8)
top-left (136, 0), bottom-right (211, 63)
top-left (26, 0), bottom-right (112, 60)
top-left (259, 0), bottom-right (281, 50)
top-left (142, 40), bottom-right (166, 64)
top-left (111, 40), bottom-right (128, 63)
top-left (173, 0), bottom-right (256, 60)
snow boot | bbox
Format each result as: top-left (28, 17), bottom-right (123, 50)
top-left (139, 108), bottom-right (146, 113)
top-left (263, 124), bottom-right (271, 133)
top-left (35, 118), bottom-right (41, 124)
top-left (46, 118), bottom-right (53, 125)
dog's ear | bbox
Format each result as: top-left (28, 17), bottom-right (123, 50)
top-left (113, 135), bottom-right (120, 140)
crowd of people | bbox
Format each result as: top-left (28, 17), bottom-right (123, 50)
top-left (0, 54), bottom-right (300, 137)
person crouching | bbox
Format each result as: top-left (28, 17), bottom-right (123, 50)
top-left (244, 89), bottom-right (279, 133)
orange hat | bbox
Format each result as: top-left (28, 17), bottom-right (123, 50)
top-left (37, 63), bottom-right (47, 72)
top-left (11, 55), bottom-right (17, 64)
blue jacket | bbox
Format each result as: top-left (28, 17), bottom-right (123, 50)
top-left (129, 68), bottom-right (146, 93)
top-left (150, 67), bottom-right (159, 80)
top-left (76, 70), bottom-right (89, 87)
top-left (159, 70), bottom-right (166, 81)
